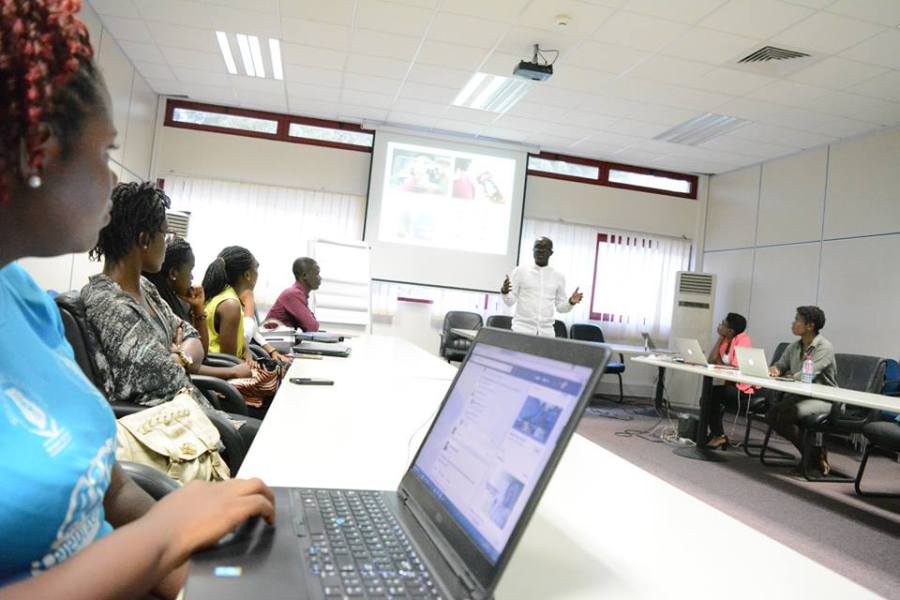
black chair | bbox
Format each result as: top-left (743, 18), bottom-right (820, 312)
top-left (439, 311), bottom-right (482, 362)
top-left (205, 352), bottom-right (241, 368)
top-left (569, 323), bottom-right (625, 402)
top-left (553, 320), bottom-right (568, 339)
top-left (744, 341), bottom-right (790, 457)
top-left (119, 461), bottom-right (180, 499)
top-left (854, 420), bottom-right (900, 497)
top-left (485, 315), bottom-right (512, 330)
top-left (795, 354), bottom-right (886, 482)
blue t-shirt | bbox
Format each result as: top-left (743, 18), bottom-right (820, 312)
top-left (0, 264), bottom-right (116, 586)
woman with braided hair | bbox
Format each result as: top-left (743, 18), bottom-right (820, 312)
top-left (0, 2), bottom-right (273, 598)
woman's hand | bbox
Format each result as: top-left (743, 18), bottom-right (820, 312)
top-left (146, 478), bottom-right (275, 565)
top-left (181, 285), bottom-right (206, 314)
top-left (768, 366), bottom-right (781, 377)
top-left (272, 350), bottom-right (293, 364)
top-left (229, 361), bottom-right (253, 379)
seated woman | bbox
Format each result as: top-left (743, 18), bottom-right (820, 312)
top-left (705, 313), bottom-right (756, 449)
top-left (202, 246), bottom-right (258, 362)
top-left (239, 287), bottom-right (293, 364)
top-left (0, 3), bottom-right (272, 597)
top-left (81, 182), bottom-right (258, 449)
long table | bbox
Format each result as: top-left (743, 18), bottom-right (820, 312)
top-left (236, 335), bottom-right (880, 599)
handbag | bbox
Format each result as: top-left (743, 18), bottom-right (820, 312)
top-left (229, 359), bottom-right (287, 409)
top-left (114, 391), bottom-right (231, 483)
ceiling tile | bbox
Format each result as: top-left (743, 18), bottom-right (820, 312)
top-left (826, 0), bottom-right (900, 26)
top-left (757, 106), bottom-right (879, 136)
top-left (714, 96), bottom-right (784, 120)
top-left (545, 66), bottom-right (617, 95)
top-left (143, 78), bottom-right (185, 95)
top-left (208, 8), bottom-right (282, 38)
top-left (99, 16), bottom-right (155, 44)
top-left (281, 44), bottom-right (348, 70)
top-left (564, 41), bottom-right (652, 75)
top-left (623, 0), bottom-right (729, 24)
top-left (351, 29), bottom-right (421, 61)
top-left (385, 111), bottom-right (441, 128)
top-left (602, 118), bottom-right (670, 137)
top-left (686, 67), bottom-right (774, 95)
top-left (700, 0), bottom-right (814, 39)
top-left (730, 122), bottom-right (836, 147)
top-left (433, 119), bottom-right (486, 135)
top-left (398, 82), bottom-right (458, 104)
top-left (286, 82), bottom-right (342, 102)
top-left (497, 26), bottom-right (581, 58)
top-left (577, 95), bottom-right (643, 118)
top-left (287, 98), bottom-right (341, 119)
top-left (598, 76), bottom-right (675, 101)
top-left (159, 46), bottom-right (225, 71)
top-left (840, 29), bottom-right (900, 69)
top-left (278, 0), bottom-right (356, 25)
top-left (134, 0), bottom-right (212, 27)
top-left (699, 134), bottom-right (797, 158)
top-left (443, 106), bottom-right (501, 123)
top-left (591, 11), bottom-right (691, 52)
top-left (479, 51), bottom-right (530, 76)
top-left (343, 73), bottom-right (404, 95)
top-left (503, 100), bottom-right (559, 119)
top-left (172, 66), bottom-right (231, 86)
top-left (229, 76), bottom-right (285, 94)
top-left (147, 22), bottom-right (215, 53)
top-left (478, 126), bottom-right (531, 143)
top-left (118, 40), bottom-right (167, 64)
top-left (234, 89), bottom-right (287, 111)
top-left (627, 55), bottom-right (713, 85)
top-left (659, 85), bottom-right (735, 110)
top-left (747, 80), bottom-right (831, 107)
top-left (89, 0), bottom-right (140, 18)
top-left (283, 64), bottom-right (344, 87)
top-left (518, 0), bottom-right (616, 36)
top-left (612, 148), bottom-right (669, 167)
top-left (181, 83), bottom-right (237, 104)
top-left (524, 85), bottom-right (585, 108)
top-left (338, 105), bottom-right (390, 123)
top-left (281, 18), bottom-right (351, 50)
top-left (813, 90), bottom-right (900, 124)
top-left (427, 12), bottom-right (508, 48)
top-left (788, 56), bottom-right (887, 89)
top-left (848, 70), bottom-right (900, 102)
top-left (356, 0), bottom-right (434, 37)
top-left (663, 27), bottom-right (761, 65)
top-left (391, 97), bottom-right (446, 115)
top-left (770, 11), bottom-right (885, 54)
top-left (133, 61), bottom-right (176, 80)
top-left (202, 0), bottom-right (280, 11)
top-left (780, 0), bottom-right (836, 8)
top-left (535, 133), bottom-right (584, 149)
top-left (345, 54), bottom-right (411, 79)
top-left (440, 0), bottom-right (532, 21)
top-left (622, 103), bottom-right (702, 126)
top-left (578, 130), bottom-right (644, 148)
top-left (406, 64), bottom-right (473, 88)
top-left (342, 89), bottom-right (398, 109)
top-left (493, 115), bottom-right (556, 133)
top-left (415, 40), bottom-right (488, 70)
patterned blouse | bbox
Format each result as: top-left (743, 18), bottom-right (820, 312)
top-left (80, 274), bottom-right (211, 409)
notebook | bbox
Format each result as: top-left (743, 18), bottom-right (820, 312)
top-left (184, 328), bottom-right (611, 600)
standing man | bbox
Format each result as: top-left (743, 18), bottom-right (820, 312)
top-left (500, 237), bottom-right (583, 336)
top-left (266, 257), bottom-right (321, 332)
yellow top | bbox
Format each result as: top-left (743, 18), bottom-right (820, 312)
top-left (205, 286), bottom-right (245, 358)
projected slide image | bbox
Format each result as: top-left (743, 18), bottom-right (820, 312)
top-left (513, 397), bottom-right (562, 444)
top-left (483, 472), bottom-right (525, 529)
top-left (389, 150), bottom-right (451, 195)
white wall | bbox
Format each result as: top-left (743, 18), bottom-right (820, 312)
top-left (18, 3), bottom-right (159, 292)
top-left (702, 126), bottom-right (900, 361)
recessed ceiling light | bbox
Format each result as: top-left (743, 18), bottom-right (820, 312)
top-left (269, 38), bottom-right (283, 81)
top-left (453, 72), bottom-right (532, 113)
top-left (248, 35), bottom-right (266, 79)
top-left (654, 113), bottom-right (750, 146)
top-left (215, 31), bottom-right (237, 75)
top-left (235, 33), bottom-right (255, 77)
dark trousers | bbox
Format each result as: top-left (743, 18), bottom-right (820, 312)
top-left (236, 416), bottom-right (261, 451)
top-left (708, 384), bottom-right (742, 437)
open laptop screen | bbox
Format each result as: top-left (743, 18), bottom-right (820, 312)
top-left (410, 343), bottom-right (592, 563)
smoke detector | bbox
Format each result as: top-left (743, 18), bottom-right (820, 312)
top-left (555, 14), bottom-right (571, 27)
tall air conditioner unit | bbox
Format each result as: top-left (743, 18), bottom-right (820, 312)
top-left (166, 210), bottom-right (191, 239)
top-left (667, 272), bottom-right (716, 410)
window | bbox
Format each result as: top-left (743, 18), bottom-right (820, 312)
top-left (590, 233), bottom-right (691, 339)
top-left (608, 168), bottom-right (691, 194)
top-left (527, 156), bottom-right (599, 180)
top-left (171, 107), bottom-right (278, 134)
top-left (288, 123), bottom-right (373, 148)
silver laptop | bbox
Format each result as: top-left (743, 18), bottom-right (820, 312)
top-left (735, 347), bottom-right (793, 381)
top-left (185, 328), bottom-right (612, 600)
top-left (673, 338), bottom-right (709, 366)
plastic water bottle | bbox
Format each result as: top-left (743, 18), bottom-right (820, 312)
top-left (801, 354), bottom-right (814, 384)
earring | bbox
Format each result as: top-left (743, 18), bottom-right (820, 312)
top-left (27, 174), bottom-right (42, 189)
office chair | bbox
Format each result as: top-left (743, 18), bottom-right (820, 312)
top-left (570, 323), bottom-right (625, 402)
top-left (854, 420), bottom-right (900, 497)
top-left (743, 342), bottom-right (790, 458)
top-left (119, 461), bottom-right (180, 500)
top-left (553, 320), bottom-right (568, 338)
top-left (439, 311), bottom-right (482, 362)
top-left (485, 315), bottom-right (513, 330)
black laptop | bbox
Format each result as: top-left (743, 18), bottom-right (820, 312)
top-left (185, 328), bottom-right (611, 600)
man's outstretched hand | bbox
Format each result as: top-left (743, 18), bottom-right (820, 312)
top-left (501, 275), bottom-right (511, 295)
top-left (569, 287), bottom-right (583, 305)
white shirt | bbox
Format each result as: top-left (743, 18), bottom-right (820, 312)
top-left (501, 263), bottom-right (574, 336)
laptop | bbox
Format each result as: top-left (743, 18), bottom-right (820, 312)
top-left (185, 328), bottom-right (611, 600)
top-left (673, 338), bottom-right (710, 366)
top-left (735, 347), bottom-right (794, 381)
top-left (293, 340), bottom-right (352, 358)
top-left (296, 331), bottom-right (345, 344)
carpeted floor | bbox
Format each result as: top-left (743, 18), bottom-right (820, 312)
top-left (575, 397), bottom-right (900, 599)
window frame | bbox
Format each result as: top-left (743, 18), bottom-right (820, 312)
top-left (164, 99), bottom-right (374, 153)
top-left (589, 233), bottom-right (659, 322)
top-left (527, 152), bottom-right (698, 200)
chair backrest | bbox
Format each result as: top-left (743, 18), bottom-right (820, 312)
top-left (570, 323), bottom-right (604, 343)
top-left (834, 353), bottom-right (886, 394)
top-left (485, 315), bottom-right (512, 330)
top-left (55, 293), bottom-right (101, 387)
top-left (770, 342), bottom-right (790, 366)
top-left (553, 320), bottom-right (568, 339)
top-left (442, 310), bottom-right (483, 333)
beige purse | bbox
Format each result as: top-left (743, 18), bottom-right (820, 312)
top-left (115, 391), bottom-right (231, 484)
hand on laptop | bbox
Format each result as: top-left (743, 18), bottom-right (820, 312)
top-left (768, 366), bottom-right (781, 377)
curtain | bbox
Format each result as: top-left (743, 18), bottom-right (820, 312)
top-left (164, 175), bottom-right (365, 308)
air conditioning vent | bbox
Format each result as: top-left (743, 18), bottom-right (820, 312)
top-left (739, 46), bottom-right (810, 63)
top-left (677, 272), bottom-right (714, 296)
top-left (167, 210), bottom-right (191, 239)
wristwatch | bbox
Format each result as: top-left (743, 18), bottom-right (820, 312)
top-left (177, 349), bottom-right (194, 368)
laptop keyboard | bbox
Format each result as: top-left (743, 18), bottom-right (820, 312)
top-left (291, 489), bottom-right (444, 600)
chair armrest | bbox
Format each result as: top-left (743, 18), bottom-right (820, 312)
top-left (204, 357), bottom-right (238, 368)
top-left (119, 461), bottom-right (180, 499)
top-left (201, 409), bottom-right (247, 473)
top-left (190, 375), bottom-right (248, 416)
top-left (206, 352), bottom-right (241, 365)
top-left (249, 344), bottom-right (269, 360)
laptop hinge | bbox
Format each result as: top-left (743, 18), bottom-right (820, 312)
top-left (401, 491), bottom-right (482, 598)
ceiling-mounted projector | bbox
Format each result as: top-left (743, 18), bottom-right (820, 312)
top-left (513, 44), bottom-right (556, 81)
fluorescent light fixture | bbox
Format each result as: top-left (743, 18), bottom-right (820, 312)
top-left (248, 35), bottom-right (265, 78)
top-left (453, 72), bottom-right (532, 113)
top-left (215, 31), bottom-right (237, 75)
top-left (654, 112), bottom-right (750, 146)
top-left (269, 38), bottom-right (283, 80)
top-left (235, 33), bottom-right (255, 77)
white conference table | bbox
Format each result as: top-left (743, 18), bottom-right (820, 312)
top-left (238, 335), bottom-right (879, 599)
